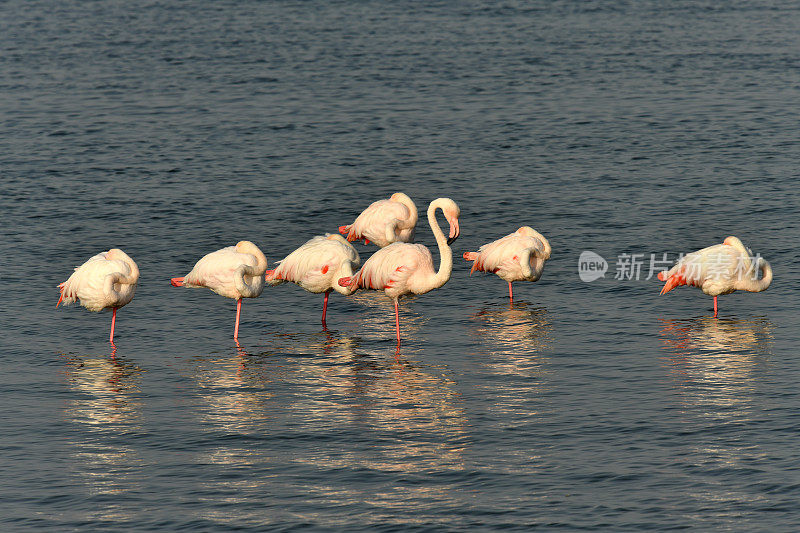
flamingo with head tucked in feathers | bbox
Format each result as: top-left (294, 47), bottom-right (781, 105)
top-left (338, 192), bottom-right (418, 247)
top-left (657, 236), bottom-right (772, 318)
top-left (56, 248), bottom-right (139, 343)
top-left (171, 241), bottom-right (267, 339)
top-left (463, 226), bottom-right (551, 301)
top-left (265, 234), bottom-right (360, 326)
top-left (338, 197), bottom-right (460, 346)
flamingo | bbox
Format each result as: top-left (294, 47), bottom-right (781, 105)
top-left (338, 192), bottom-right (418, 247)
top-left (657, 236), bottom-right (772, 318)
top-left (338, 197), bottom-right (460, 345)
top-left (56, 248), bottom-right (139, 343)
top-left (265, 234), bottom-right (360, 326)
top-left (463, 226), bottom-right (552, 301)
top-left (171, 241), bottom-right (267, 339)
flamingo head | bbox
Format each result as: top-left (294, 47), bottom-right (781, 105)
top-left (390, 192), bottom-right (412, 203)
top-left (444, 202), bottom-right (461, 245)
top-left (235, 240), bottom-right (255, 252)
top-left (326, 233), bottom-right (349, 244)
top-left (723, 236), bottom-right (744, 247)
top-left (516, 226), bottom-right (536, 237)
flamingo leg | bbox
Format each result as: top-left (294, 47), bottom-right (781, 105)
top-left (322, 290), bottom-right (330, 325)
top-left (713, 296), bottom-right (718, 318)
top-left (109, 308), bottom-right (117, 344)
top-left (234, 298), bottom-right (242, 339)
top-left (394, 299), bottom-right (401, 345)
top-left (508, 281), bottom-right (513, 301)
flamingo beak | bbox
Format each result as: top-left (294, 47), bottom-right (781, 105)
top-left (446, 218), bottom-right (460, 245)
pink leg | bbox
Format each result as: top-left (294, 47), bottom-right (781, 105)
top-left (394, 299), bottom-right (401, 345)
top-left (109, 308), bottom-right (117, 344)
top-left (508, 281), bottom-right (513, 301)
top-left (234, 298), bottom-right (242, 339)
top-left (322, 290), bottom-right (330, 325)
top-left (713, 296), bottom-right (718, 318)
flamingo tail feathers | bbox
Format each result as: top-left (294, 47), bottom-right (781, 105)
top-left (464, 252), bottom-right (483, 275)
top-left (170, 277), bottom-right (185, 287)
top-left (463, 251), bottom-right (480, 274)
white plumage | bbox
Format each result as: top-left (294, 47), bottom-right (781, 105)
top-left (339, 197), bottom-right (461, 345)
top-left (657, 236), bottom-right (772, 317)
top-left (57, 248), bottom-right (139, 343)
top-left (266, 234), bottom-right (360, 324)
top-left (338, 192), bottom-right (418, 247)
top-left (171, 240), bottom-right (268, 339)
top-left (464, 227), bottom-right (551, 300)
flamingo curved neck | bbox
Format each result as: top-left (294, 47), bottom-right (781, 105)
top-left (103, 259), bottom-right (139, 301)
top-left (527, 230), bottom-right (551, 260)
top-left (537, 235), bottom-right (552, 260)
top-left (234, 242), bottom-right (268, 297)
top-left (427, 201), bottom-right (453, 289)
top-left (519, 248), bottom-right (534, 278)
top-left (736, 258), bottom-right (772, 293)
top-left (235, 265), bottom-right (263, 297)
top-left (399, 196), bottom-right (418, 229)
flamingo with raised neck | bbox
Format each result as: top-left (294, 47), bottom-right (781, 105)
top-left (338, 197), bottom-right (460, 346)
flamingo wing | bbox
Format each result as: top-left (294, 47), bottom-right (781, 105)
top-left (658, 243), bottom-right (742, 295)
top-left (59, 252), bottom-right (135, 311)
top-left (346, 199), bottom-right (411, 245)
top-left (269, 235), bottom-right (359, 292)
top-left (473, 234), bottom-right (541, 274)
top-left (352, 243), bottom-right (431, 295)
top-left (184, 246), bottom-right (257, 297)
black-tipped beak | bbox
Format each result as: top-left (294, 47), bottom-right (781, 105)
top-left (447, 218), bottom-right (460, 245)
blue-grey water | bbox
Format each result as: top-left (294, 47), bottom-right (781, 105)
top-left (2, 0), bottom-right (799, 530)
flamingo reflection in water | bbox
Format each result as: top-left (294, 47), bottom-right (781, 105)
top-left (470, 303), bottom-right (552, 371)
top-left (658, 316), bottom-right (774, 408)
top-left (657, 315), bottom-right (775, 508)
top-left (62, 346), bottom-right (145, 503)
top-left (62, 345), bottom-right (145, 426)
top-left (343, 292), bottom-right (427, 356)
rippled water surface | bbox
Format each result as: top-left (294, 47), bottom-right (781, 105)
top-left (2, 0), bottom-right (799, 530)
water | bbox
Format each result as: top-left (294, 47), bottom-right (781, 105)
top-left (2, 0), bottom-right (799, 530)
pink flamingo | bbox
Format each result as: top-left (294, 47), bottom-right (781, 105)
top-left (56, 248), bottom-right (139, 343)
top-left (657, 236), bottom-right (772, 318)
top-left (171, 241), bottom-right (267, 339)
top-left (338, 197), bottom-right (460, 345)
top-left (338, 192), bottom-right (418, 247)
top-left (265, 234), bottom-right (360, 326)
top-left (463, 226), bottom-right (552, 301)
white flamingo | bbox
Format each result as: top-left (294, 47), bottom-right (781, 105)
top-left (657, 236), bottom-right (772, 317)
top-left (265, 234), bottom-right (360, 326)
top-left (56, 248), bottom-right (139, 343)
top-left (463, 226), bottom-right (551, 301)
top-left (338, 192), bottom-right (418, 247)
top-left (338, 197), bottom-right (460, 345)
top-left (171, 241), bottom-right (267, 339)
